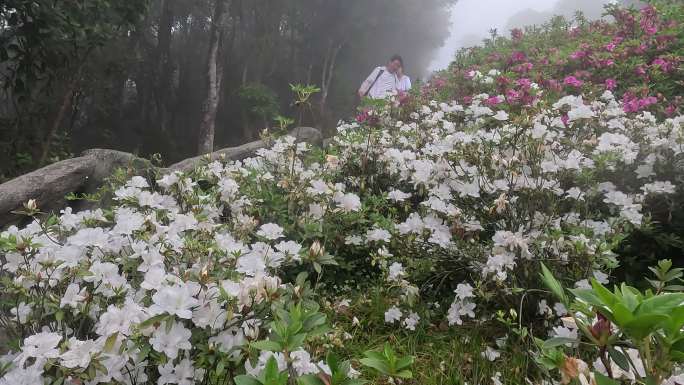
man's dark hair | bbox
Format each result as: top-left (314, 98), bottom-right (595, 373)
top-left (389, 54), bottom-right (403, 66)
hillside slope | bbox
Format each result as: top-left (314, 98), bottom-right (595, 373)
top-left (1, 2), bottom-right (683, 384)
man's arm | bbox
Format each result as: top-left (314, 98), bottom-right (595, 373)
top-left (358, 67), bottom-right (380, 97)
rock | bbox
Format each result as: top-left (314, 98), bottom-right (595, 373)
top-left (167, 127), bottom-right (323, 172)
top-left (0, 128), bottom-right (322, 228)
top-left (0, 150), bottom-right (155, 229)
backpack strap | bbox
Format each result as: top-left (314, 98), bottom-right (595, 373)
top-left (364, 68), bottom-right (385, 97)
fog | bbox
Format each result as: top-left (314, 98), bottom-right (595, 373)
top-left (429, 0), bottom-right (625, 71)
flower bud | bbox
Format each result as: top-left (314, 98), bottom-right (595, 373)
top-left (309, 240), bottom-right (324, 259)
top-left (590, 313), bottom-right (611, 345)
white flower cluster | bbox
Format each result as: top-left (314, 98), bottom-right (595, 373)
top-left (1, 82), bottom-right (682, 384)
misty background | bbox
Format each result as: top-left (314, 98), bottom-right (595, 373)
top-left (429, 0), bottom-right (644, 71)
top-left (0, 0), bottom-right (645, 181)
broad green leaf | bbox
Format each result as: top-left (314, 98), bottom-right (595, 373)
top-left (395, 355), bottom-right (414, 370)
top-left (297, 375), bottom-right (324, 385)
top-left (234, 375), bottom-right (262, 385)
top-left (286, 332), bottom-right (308, 350)
top-left (664, 307), bottom-right (684, 336)
top-left (342, 380), bottom-right (367, 385)
top-left (359, 357), bottom-right (391, 375)
top-left (308, 324), bottom-right (332, 338)
top-left (395, 370), bottom-right (413, 379)
top-left (264, 356), bottom-right (282, 382)
top-left (104, 332), bottom-right (119, 352)
top-left (670, 350), bottom-right (684, 362)
top-left (569, 288), bottom-right (603, 306)
top-left (622, 314), bottom-right (668, 339)
top-left (326, 353), bottom-right (340, 373)
top-left (590, 279), bottom-right (618, 308)
top-left (252, 340), bottom-right (283, 352)
top-left (636, 293), bottom-right (684, 316)
top-left (139, 313), bottom-right (167, 329)
top-left (607, 347), bottom-right (630, 372)
top-left (303, 313), bottom-right (327, 331)
top-left (594, 372), bottom-right (620, 385)
top-left (383, 343), bottom-right (395, 361)
top-left (542, 337), bottom-right (576, 349)
top-left (363, 351), bottom-right (386, 361)
top-left (611, 303), bottom-right (635, 326)
top-left (619, 283), bottom-right (639, 311)
top-left (540, 262), bottom-right (568, 305)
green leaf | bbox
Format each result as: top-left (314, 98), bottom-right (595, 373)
top-left (619, 283), bottom-right (639, 311)
top-left (611, 303), bottom-right (635, 326)
top-left (139, 313), bottom-right (167, 329)
top-left (326, 352), bottom-right (340, 373)
top-left (664, 306), bottom-right (684, 333)
top-left (263, 356), bottom-right (282, 382)
top-left (395, 356), bottom-right (414, 370)
top-left (622, 314), bottom-right (669, 339)
top-left (636, 293), bottom-right (684, 316)
top-left (308, 324), bottom-right (332, 338)
top-left (569, 288), bottom-right (603, 307)
top-left (359, 357), bottom-right (391, 375)
top-left (252, 340), bottom-right (283, 352)
top-left (104, 332), bottom-right (119, 352)
top-left (594, 372), bottom-right (620, 385)
top-left (234, 375), bottom-right (263, 385)
top-left (286, 332), bottom-right (308, 350)
top-left (590, 279), bottom-right (618, 308)
top-left (295, 272), bottom-right (309, 287)
top-left (383, 343), bottom-right (395, 361)
top-left (303, 313), bottom-right (327, 331)
top-left (342, 380), bottom-right (367, 385)
top-left (297, 375), bottom-right (324, 385)
top-left (540, 262), bottom-right (568, 305)
top-left (395, 370), bottom-right (413, 379)
top-left (607, 347), bottom-right (630, 372)
top-left (542, 337), bottom-right (576, 349)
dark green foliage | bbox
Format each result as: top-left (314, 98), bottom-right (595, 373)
top-left (0, 0), bottom-right (455, 181)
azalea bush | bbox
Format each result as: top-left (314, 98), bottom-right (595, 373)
top-left (1, 1), bottom-right (684, 384)
top-left (423, 1), bottom-right (684, 118)
top-left (538, 260), bottom-right (684, 384)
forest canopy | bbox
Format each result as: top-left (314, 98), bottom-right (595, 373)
top-left (0, 0), bottom-right (454, 180)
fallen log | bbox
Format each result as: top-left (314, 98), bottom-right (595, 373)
top-left (0, 127), bottom-right (322, 229)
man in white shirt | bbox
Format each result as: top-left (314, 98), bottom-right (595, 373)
top-left (358, 55), bottom-right (403, 99)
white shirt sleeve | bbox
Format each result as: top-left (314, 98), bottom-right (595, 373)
top-left (359, 67), bottom-right (381, 95)
top-left (404, 76), bottom-right (412, 91)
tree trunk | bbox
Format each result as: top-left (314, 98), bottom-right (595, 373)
top-left (155, 0), bottom-right (174, 134)
top-left (197, 0), bottom-right (228, 155)
top-left (39, 77), bottom-right (78, 166)
top-left (320, 41), bottom-right (342, 127)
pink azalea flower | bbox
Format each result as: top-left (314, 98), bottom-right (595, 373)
top-left (506, 89), bottom-right (521, 103)
top-left (635, 66), bottom-right (647, 77)
top-left (665, 104), bottom-right (677, 117)
top-left (510, 51), bottom-right (526, 63)
top-left (484, 96), bottom-right (502, 106)
top-left (516, 78), bottom-right (532, 89)
top-left (563, 76), bottom-right (583, 88)
top-left (570, 50), bottom-right (588, 60)
top-left (605, 79), bottom-right (617, 91)
top-left (561, 114), bottom-right (569, 126)
top-left (651, 57), bottom-right (674, 72)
